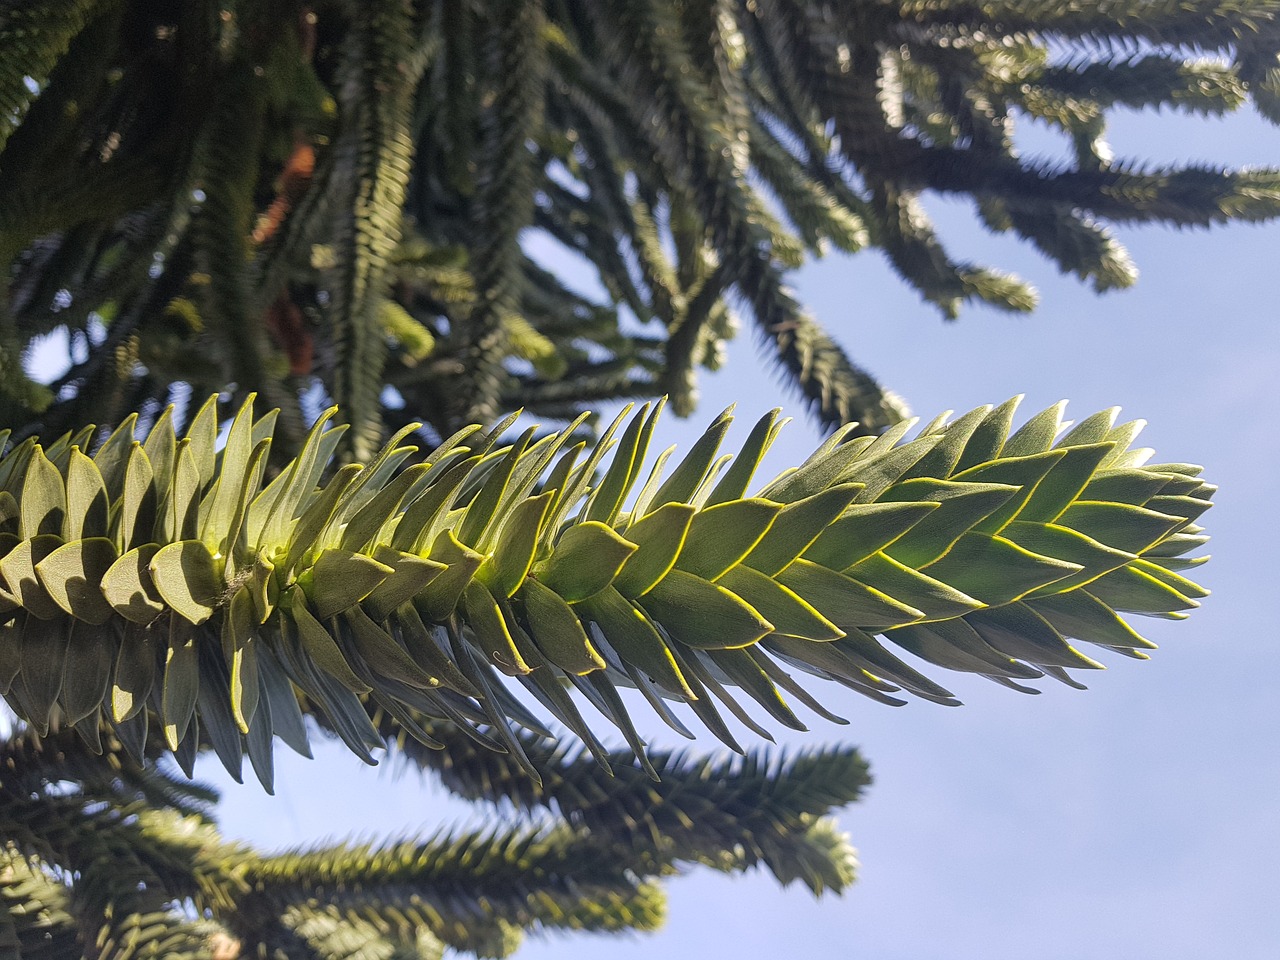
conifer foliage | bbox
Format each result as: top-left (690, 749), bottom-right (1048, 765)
top-left (0, 1), bottom-right (1265, 957)
top-left (4, 1), bottom-right (1280, 446)
top-left (0, 392), bottom-right (1212, 956)
top-left (0, 395), bottom-right (1214, 781)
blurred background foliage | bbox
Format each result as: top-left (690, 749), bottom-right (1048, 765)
top-left (6, 0), bottom-right (1280, 460)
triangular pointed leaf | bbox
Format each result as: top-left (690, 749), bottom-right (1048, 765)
top-left (778, 559), bottom-right (923, 631)
top-left (116, 443), bottom-right (157, 552)
top-left (612, 502), bottom-right (695, 598)
top-left (578, 586), bottom-right (692, 695)
top-left (20, 446), bottom-right (65, 539)
top-left (162, 615), bottom-right (200, 749)
top-left (340, 603), bottom-right (442, 688)
top-left (717, 564), bottom-right (844, 640)
top-left (362, 546), bottom-right (446, 623)
top-left (460, 579), bottom-right (532, 676)
top-left (537, 521), bottom-right (637, 602)
top-left (477, 491), bottom-right (553, 598)
top-left (64, 448), bottom-right (109, 540)
top-left (921, 532), bottom-right (1081, 606)
top-left (519, 576), bottom-right (606, 675)
top-left (803, 501), bottom-right (938, 571)
top-left (111, 621), bottom-right (156, 721)
top-left (0, 534), bottom-right (66, 620)
top-left (705, 408), bottom-right (784, 506)
top-left (417, 529), bottom-right (486, 622)
top-left (638, 568), bottom-right (773, 650)
top-left (846, 551), bottom-right (984, 621)
top-left (307, 548), bottom-right (394, 620)
top-left (284, 587), bottom-right (370, 694)
top-left (675, 498), bottom-right (781, 582)
top-left (743, 484), bottom-right (862, 577)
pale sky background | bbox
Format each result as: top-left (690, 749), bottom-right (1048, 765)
top-left (196, 105), bottom-right (1279, 959)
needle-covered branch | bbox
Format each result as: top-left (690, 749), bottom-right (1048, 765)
top-left (0, 394), bottom-right (1211, 786)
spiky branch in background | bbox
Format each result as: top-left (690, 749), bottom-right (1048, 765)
top-left (324, 0), bottom-right (419, 460)
top-left (0, 723), bottom-right (758, 958)
top-left (0, 395), bottom-right (1211, 785)
top-left (4, 1), bottom-right (1280, 446)
top-left (0, 678), bottom-right (864, 957)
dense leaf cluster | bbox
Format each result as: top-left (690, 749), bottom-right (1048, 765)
top-left (3, 1), bottom-right (1280, 454)
top-left (0, 395), bottom-right (1211, 789)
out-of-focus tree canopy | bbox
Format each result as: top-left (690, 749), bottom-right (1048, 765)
top-left (5, 1), bottom-right (1280, 457)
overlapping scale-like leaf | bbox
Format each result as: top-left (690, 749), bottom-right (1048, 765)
top-left (0, 395), bottom-right (1212, 783)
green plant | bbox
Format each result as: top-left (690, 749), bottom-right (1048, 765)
top-left (0, 1), bottom-right (1256, 956)
top-left (0, 394), bottom-right (1210, 779)
top-left (4, 1), bottom-right (1280, 452)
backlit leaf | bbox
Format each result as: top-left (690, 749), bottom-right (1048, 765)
top-left (150, 540), bottom-right (221, 624)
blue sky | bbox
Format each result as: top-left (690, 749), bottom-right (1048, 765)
top-left (205, 105), bottom-right (1280, 959)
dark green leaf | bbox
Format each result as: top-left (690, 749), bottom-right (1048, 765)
top-left (64, 448), bottom-right (109, 540)
top-left (717, 564), bottom-right (844, 640)
top-left (18, 614), bottom-right (71, 726)
top-left (639, 568), bottom-right (773, 650)
top-left (1018, 443), bottom-right (1114, 521)
top-left (920, 532), bottom-right (1080, 606)
top-left (477, 490), bottom-right (553, 598)
top-left (847, 551), bottom-right (984, 621)
top-left (1026, 591), bottom-right (1155, 651)
top-left (803, 502), bottom-right (938, 571)
top-left (965, 604), bottom-right (1104, 670)
top-left (110, 621), bottom-right (156, 721)
top-left (578, 585), bottom-right (692, 696)
top-left (460, 579), bottom-right (532, 676)
top-left (285, 586), bottom-right (370, 694)
top-left (1086, 564), bottom-right (1200, 615)
top-left (417, 529), bottom-right (485, 622)
top-left (0, 534), bottom-right (66, 620)
top-left (307, 548), bottom-right (394, 621)
top-left (342, 603), bottom-right (443, 688)
top-left (60, 621), bottom-right (113, 724)
top-left (361, 546), bottom-right (446, 623)
top-left (20, 446), bottom-right (65, 539)
top-left (537, 521), bottom-right (637, 602)
top-left (162, 614), bottom-right (200, 750)
top-left (881, 479), bottom-right (1020, 567)
top-left (612, 502), bottom-right (696, 598)
top-left (675, 498), bottom-right (781, 582)
top-left (778, 559), bottom-right (923, 631)
top-left (1056, 501), bottom-right (1184, 553)
top-left (743, 484), bottom-right (862, 577)
top-left (520, 575), bottom-right (606, 675)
